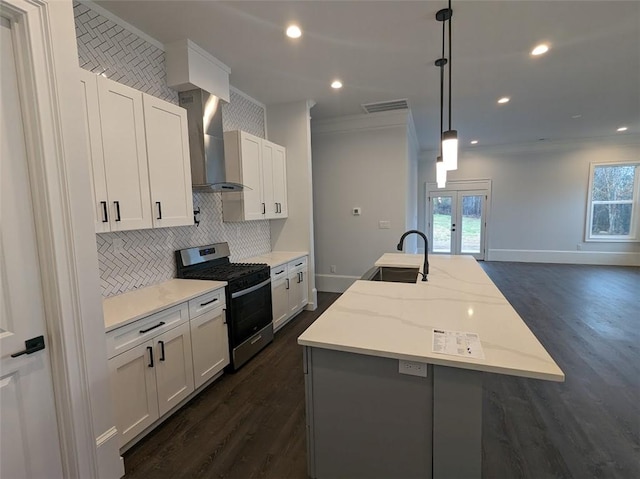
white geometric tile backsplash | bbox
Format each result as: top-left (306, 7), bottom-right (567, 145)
top-left (74, 1), bottom-right (271, 297)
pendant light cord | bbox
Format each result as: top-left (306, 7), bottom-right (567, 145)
top-left (448, 0), bottom-right (452, 131)
top-left (439, 18), bottom-right (445, 155)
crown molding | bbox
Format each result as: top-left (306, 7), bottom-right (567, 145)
top-left (312, 110), bottom-right (411, 136)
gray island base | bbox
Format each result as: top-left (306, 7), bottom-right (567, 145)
top-left (303, 347), bottom-right (482, 479)
top-left (298, 254), bottom-right (564, 478)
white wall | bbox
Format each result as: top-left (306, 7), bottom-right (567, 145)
top-left (267, 100), bottom-right (318, 309)
top-left (312, 111), bottom-right (415, 292)
top-left (418, 136), bottom-right (640, 265)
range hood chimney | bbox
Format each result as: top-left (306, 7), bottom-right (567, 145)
top-left (178, 89), bottom-right (246, 192)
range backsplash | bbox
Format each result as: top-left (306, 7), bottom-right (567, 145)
top-left (74, 1), bottom-right (271, 297)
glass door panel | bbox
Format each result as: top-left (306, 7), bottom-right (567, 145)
top-left (460, 195), bottom-right (483, 254)
top-left (431, 195), bottom-right (455, 253)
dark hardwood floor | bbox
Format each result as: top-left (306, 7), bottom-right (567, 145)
top-left (479, 262), bottom-right (640, 479)
top-left (124, 263), bottom-right (640, 479)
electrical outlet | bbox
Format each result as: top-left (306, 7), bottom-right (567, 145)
top-left (576, 243), bottom-right (582, 251)
top-left (112, 237), bottom-right (124, 255)
top-left (353, 207), bottom-right (361, 216)
top-left (379, 220), bottom-right (390, 229)
top-left (330, 265), bottom-right (337, 273)
top-left (399, 359), bottom-right (427, 377)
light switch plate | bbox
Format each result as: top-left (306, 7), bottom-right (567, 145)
top-left (379, 220), bottom-right (391, 229)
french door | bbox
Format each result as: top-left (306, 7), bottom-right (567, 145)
top-left (428, 189), bottom-right (488, 260)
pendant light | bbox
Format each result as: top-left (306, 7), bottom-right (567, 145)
top-left (436, 156), bottom-right (447, 188)
top-left (437, 1), bottom-right (458, 171)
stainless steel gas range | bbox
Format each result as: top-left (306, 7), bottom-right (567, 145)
top-left (175, 243), bottom-right (272, 371)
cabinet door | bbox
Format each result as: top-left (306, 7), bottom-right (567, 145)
top-left (272, 143), bottom-right (288, 218)
top-left (108, 341), bottom-right (159, 448)
top-left (298, 267), bottom-right (309, 310)
top-left (272, 276), bottom-right (290, 332)
top-left (288, 271), bottom-right (303, 316)
top-left (143, 94), bottom-right (194, 228)
top-left (239, 131), bottom-right (265, 220)
top-left (155, 322), bottom-right (195, 417)
top-left (190, 306), bottom-right (230, 389)
top-left (261, 140), bottom-right (276, 218)
top-left (78, 69), bottom-right (110, 232)
top-left (97, 76), bottom-right (152, 231)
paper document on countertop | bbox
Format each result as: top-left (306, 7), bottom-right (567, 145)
top-left (432, 329), bottom-right (485, 359)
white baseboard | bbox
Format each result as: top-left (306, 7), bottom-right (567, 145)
top-left (315, 274), bottom-right (359, 293)
top-left (487, 249), bottom-right (640, 266)
top-left (96, 427), bottom-right (124, 478)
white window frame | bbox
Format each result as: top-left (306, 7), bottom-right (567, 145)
top-left (585, 160), bottom-right (640, 242)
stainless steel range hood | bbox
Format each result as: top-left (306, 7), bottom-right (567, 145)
top-left (178, 89), bottom-right (246, 192)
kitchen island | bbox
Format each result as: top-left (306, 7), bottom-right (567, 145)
top-left (298, 254), bottom-right (564, 479)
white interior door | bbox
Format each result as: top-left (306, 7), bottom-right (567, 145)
top-left (0, 17), bottom-right (64, 478)
top-left (429, 189), bottom-right (488, 260)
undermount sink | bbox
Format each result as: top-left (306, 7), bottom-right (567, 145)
top-left (361, 266), bottom-right (420, 283)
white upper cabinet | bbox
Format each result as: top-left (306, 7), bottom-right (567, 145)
top-left (78, 69), bottom-right (109, 233)
top-left (80, 69), bottom-right (194, 233)
top-left (97, 75), bottom-right (153, 231)
top-left (143, 95), bottom-right (194, 228)
top-left (222, 130), bottom-right (288, 222)
top-left (270, 142), bottom-right (288, 218)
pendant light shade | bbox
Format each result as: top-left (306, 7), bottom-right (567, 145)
top-left (436, 156), bottom-right (447, 188)
top-left (442, 129), bottom-right (458, 171)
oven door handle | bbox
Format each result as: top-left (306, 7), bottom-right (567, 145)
top-left (231, 278), bottom-right (271, 299)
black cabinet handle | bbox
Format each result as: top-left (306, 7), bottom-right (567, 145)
top-left (114, 201), bottom-right (121, 222)
top-left (156, 201), bottom-right (162, 220)
top-left (200, 298), bottom-right (218, 307)
top-left (223, 308), bottom-right (227, 324)
top-left (101, 201), bottom-right (108, 222)
top-left (140, 321), bottom-right (165, 334)
top-left (10, 335), bottom-right (45, 358)
top-left (262, 203), bottom-right (266, 214)
top-left (295, 262), bottom-right (303, 267)
top-left (275, 270), bottom-right (284, 275)
top-left (286, 278), bottom-right (290, 290)
top-left (299, 271), bottom-right (304, 283)
top-left (159, 341), bottom-right (165, 361)
top-left (147, 346), bottom-right (154, 367)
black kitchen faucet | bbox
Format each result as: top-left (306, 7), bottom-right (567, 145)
top-left (396, 230), bottom-right (429, 281)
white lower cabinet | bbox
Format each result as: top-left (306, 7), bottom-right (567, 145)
top-left (155, 322), bottom-right (195, 417)
top-left (190, 302), bottom-right (229, 389)
top-left (108, 340), bottom-right (159, 447)
top-left (272, 256), bottom-right (309, 332)
top-left (107, 287), bottom-right (227, 449)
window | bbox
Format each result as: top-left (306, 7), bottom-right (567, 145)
top-left (586, 161), bottom-right (640, 242)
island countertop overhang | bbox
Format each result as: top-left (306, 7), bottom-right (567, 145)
top-left (298, 253), bottom-right (565, 382)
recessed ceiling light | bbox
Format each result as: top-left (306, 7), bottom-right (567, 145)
top-left (617, 126), bottom-right (628, 132)
top-left (531, 44), bottom-right (549, 56)
top-left (286, 24), bottom-right (302, 39)
top-left (498, 97), bottom-right (510, 104)
top-left (331, 80), bottom-right (343, 89)
top-left (470, 140), bottom-right (478, 145)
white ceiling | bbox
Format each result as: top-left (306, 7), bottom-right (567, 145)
top-left (94, 0), bottom-right (640, 151)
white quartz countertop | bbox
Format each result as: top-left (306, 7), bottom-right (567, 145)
top-left (298, 253), bottom-right (564, 382)
top-left (242, 251), bottom-right (308, 268)
top-left (103, 279), bottom-right (227, 332)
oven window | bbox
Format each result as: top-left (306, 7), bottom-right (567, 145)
top-left (230, 283), bottom-right (272, 345)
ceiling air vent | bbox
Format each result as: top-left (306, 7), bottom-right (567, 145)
top-left (361, 99), bottom-right (409, 114)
